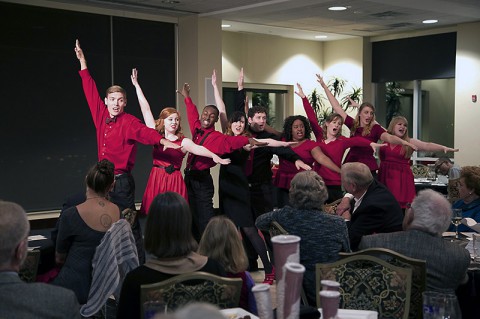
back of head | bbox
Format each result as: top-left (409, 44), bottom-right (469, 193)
top-left (198, 216), bottom-right (248, 273)
top-left (341, 162), bottom-right (373, 190)
top-left (461, 166), bottom-right (480, 196)
top-left (171, 303), bottom-right (225, 319)
top-left (410, 189), bottom-right (451, 236)
top-left (0, 201), bottom-right (29, 268)
top-left (289, 170), bottom-right (328, 210)
top-left (85, 159), bottom-right (115, 196)
top-left (145, 192), bottom-right (197, 258)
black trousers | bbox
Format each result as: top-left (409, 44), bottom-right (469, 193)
top-left (109, 173), bottom-right (145, 264)
top-left (184, 169), bottom-right (214, 242)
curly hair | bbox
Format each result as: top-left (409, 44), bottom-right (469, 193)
top-left (289, 171), bottom-right (328, 210)
top-left (247, 105), bottom-right (268, 119)
top-left (155, 107), bottom-right (184, 138)
top-left (351, 102), bottom-right (376, 137)
top-left (461, 166), bottom-right (480, 196)
top-left (282, 115), bottom-right (312, 141)
top-left (387, 116), bottom-right (413, 158)
top-left (322, 113), bottom-right (344, 140)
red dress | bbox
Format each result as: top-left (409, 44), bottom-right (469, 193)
top-left (140, 138), bottom-right (187, 214)
top-left (273, 139), bottom-right (317, 190)
top-left (378, 143), bottom-right (415, 208)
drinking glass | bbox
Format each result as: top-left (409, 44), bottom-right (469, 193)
top-left (451, 209), bottom-right (463, 239)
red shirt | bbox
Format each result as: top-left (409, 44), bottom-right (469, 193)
top-left (184, 97), bottom-right (249, 171)
top-left (79, 69), bottom-right (161, 174)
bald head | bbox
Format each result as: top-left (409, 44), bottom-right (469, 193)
top-left (0, 201), bottom-right (29, 269)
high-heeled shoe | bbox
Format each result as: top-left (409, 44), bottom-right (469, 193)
top-left (262, 266), bottom-right (275, 285)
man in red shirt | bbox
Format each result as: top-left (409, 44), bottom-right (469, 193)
top-left (74, 40), bottom-right (176, 263)
top-left (177, 83), bottom-right (264, 240)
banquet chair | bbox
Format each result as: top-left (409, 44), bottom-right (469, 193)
top-left (339, 248), bottom-right (426, 319)
top-left (140, 272), bottom-right (242, 318)
top-left (19, 249), bottom-right (41, 282)
top-left (316, 254), bottom-right (412, 319)
top-left (411, 164), bottom-right (429, 178)
top-left (268, 221), bottom-right (310, 306)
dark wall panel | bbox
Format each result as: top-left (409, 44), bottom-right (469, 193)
top-left (372, 33), bottom-right (456, 82)
top-left (0, 2), bottom-right (175, 211)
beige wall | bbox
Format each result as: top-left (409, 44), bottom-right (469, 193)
top-left (455, 22), bottom-right (480, 166)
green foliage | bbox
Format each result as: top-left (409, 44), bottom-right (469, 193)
top-left (385, 82), bottom-right (405, 125)
top-left (308, 77), bottom-right (362, 124)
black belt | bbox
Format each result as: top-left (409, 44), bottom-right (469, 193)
top-left (184, 168), bottom-right (210, 177)
top-left (154, 164), bottom-right (179, 174)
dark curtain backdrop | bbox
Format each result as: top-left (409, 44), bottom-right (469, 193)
top-left (0, 2), bottom-right (175, 211)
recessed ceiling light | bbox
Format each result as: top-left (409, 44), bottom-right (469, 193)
top-left (221, 24), bottom-right (231, 28)
top-left (315, 35), bottom-right (328, 39)
top-left (161, 0), bottom-right (180, 4)
top-left (422, 19), bottom-right (438, 24)
top-left (328, 6), bottom-right (347, 11)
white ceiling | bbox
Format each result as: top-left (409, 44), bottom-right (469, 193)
top-left (49, 0), bottom-right (480, 41)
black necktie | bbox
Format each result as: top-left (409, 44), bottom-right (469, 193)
top-left (106, 117), bottom-right (116, 124)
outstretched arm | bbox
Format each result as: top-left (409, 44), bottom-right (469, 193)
top-left (212, 69), bottom-right (228, 133)
top-left (311, 146), bottom-right (341, 173)
top-left (380, 132), bottom-right (419, 151)
top-left (131, 68), bottom-right (155, 128)
top-left (409, 138), bottom-right (459, 153)
top-left (74, 39), bottom-right (87, 70)
top-left (316, 74), bottom-right (346, 121)
top-left (181, 138), bottom-right (231, 165)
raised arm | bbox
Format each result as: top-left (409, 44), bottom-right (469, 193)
top-left (130, 68), bottom-right (155, 128)
top-left (176, 83), bottom-right (198, 136)
top-left (311, 146), bottom-right (341, 173)
top-left (74, 39), bottom-right (87, 70)
top-left (316, 74), bottom-right (346, 121)
top-left (211, 69), bottom-right (228, 133)
top-left (296, 83), bottom-right (323, 140)
top-left (181, 138), bottom-right (231, 165)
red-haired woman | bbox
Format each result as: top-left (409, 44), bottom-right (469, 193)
top-left (131, 69), bottom-right (229, 214)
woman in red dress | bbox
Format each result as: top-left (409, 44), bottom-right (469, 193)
top-left (131, 69), bottom-right (229, 214)
top-left (378, 116), bottom-right (458, 208)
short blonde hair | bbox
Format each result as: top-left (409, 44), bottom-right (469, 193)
top-left (289, 171), bottom-right (328, 210)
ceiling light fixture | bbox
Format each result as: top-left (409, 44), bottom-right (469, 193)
top-left (328, 6), bottom-right (347, 11)
top-left (315, 35), bottom-right (328, 39)
top-left (422, 19), bottom-right (438, 24)
top-left (221, 24), bottom-right (231, 28)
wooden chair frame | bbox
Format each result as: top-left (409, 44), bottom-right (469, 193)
top-left (140, 271), bottom-right (242, 318)
top-left (316, 254), bottom-right (413, 319)
top-left (339, 248), bottom-right (426, 319)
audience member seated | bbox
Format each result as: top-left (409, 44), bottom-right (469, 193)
top-left (256, 170), bottom-right (350, 305)
top-left (336, 162), bottom-right (404, 250)
top-left (52, 159), bottom-right (120, 304)
top-left (448, 166), bottom-right (480, 232)
top-left (198, 216), bottom-right (257, 315)
top-left (435, 157), bottom-right (461, 179)
top-left (359, 189), bottom-right (470, 294)
top-left (116, 192), bottom-right (226, 319)
top-left (0, 200), bottom-right (81, 318)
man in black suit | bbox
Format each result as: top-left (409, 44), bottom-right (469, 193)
top-left (0, 200), bottom-right (80, 318)
top-left (336, 162), bottom-right (404, 250)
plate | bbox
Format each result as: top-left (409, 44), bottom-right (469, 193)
top-left (319, 308), bottom-right (378, 319)
top-left (220, 308), bottom-right (259, 319)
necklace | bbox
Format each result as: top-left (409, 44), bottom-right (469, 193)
top-left (86, 196), bottom-right (105, 201)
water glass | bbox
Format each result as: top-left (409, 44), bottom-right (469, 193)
top-left (473, 233), bottom-right (480, 261)
top-left (320, 290), bottom-right (340, 319)
top-left (321, 280), bottom-right (340, 291)
top-left (423, 291), bottom-right (461, 319)
top-left (451, 209), bottom-right (463, 239)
